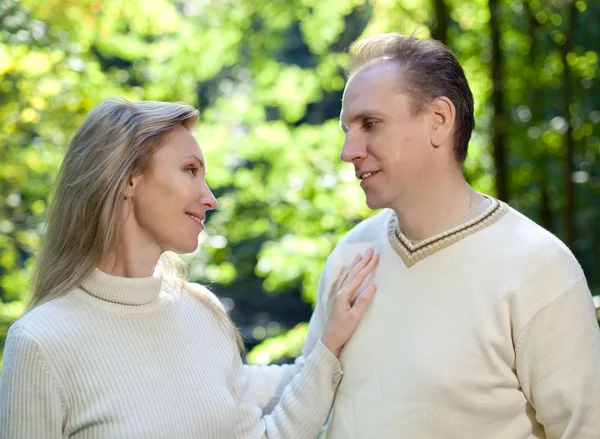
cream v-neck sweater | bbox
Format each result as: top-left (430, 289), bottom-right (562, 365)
top-left (293, 198), bottom-right (600, 438)
top-left (0, 269), bottom-right (342, 439)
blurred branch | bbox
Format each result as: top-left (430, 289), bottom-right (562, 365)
top-left (560, 0), bottom-right (578, 251)
top-left (488, 0), bottom-right (509, 201)
top-left (525, 0), bottom-right (553, 232)
top-left (431, 0), bottom-right (448, 43)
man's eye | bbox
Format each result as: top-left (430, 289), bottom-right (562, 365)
top-left (362, 120), bottom-right (376, 130)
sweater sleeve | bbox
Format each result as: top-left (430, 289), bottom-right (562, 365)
top-left (245, 259), bottom-right (338, 417)
top-left (0, 327), bottom-right (66, 439)
top-left (243, 362), bottom-right (302, 415)
top-left (515, 279), bottom-right (600, 439)
top-left (233, 339), bottom-right (343, 439)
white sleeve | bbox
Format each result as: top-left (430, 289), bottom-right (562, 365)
top-left (0, 328), bottom-right (66, 439)
top-left (515, 280), bottom-right (600, 438)
top-left (233, 339), bottom-right (342, 439)
top-left (245, 255), bottom-right (339, 416)
top-left (244, 361), bottom-right (302, 415)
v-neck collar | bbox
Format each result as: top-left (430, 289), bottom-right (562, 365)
top-left (387, 197), bottom-right (509, 268)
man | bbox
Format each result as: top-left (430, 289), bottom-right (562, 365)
top-left (249, 33), bottom-right (600, 438)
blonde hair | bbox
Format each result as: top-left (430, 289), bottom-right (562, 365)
top-left (29, 98), bottom-right (244, 352)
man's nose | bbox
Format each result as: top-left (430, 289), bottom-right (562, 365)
top-left (340, 133), bottom-right (367, 163)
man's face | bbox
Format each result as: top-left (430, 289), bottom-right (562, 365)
top-left (340, 62), bottom-right (435, 211)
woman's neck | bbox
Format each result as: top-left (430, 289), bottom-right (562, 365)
top-left (99, 216), bottom-right (162, 278)
top-left (98, 251), bottom-right (159, 278)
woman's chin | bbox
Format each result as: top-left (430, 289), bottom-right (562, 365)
top-left (181, 243), bottom-right (200, 255)
top-left (166, 239), bottom-right (200, 255)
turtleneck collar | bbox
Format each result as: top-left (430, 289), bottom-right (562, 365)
top-left (78, 268), bottom-right (164, 309)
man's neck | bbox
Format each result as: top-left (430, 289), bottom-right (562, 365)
top-left (392, 176), bottom-right (485, 242)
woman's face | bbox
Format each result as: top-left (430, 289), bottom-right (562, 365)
top-left (127, 125), bottom-right (217, 254)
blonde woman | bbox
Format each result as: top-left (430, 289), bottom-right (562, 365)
top-left (0, 99), bottom-right (378, 438)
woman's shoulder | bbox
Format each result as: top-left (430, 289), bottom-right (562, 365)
top-left (180, 281), bottom-right (226, 312)
top-left (6, 295), bottom-right (77, 347)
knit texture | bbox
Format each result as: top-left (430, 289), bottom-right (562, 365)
top-left (0, 269), bottom-right (342, 439)
top-left (296, 198), bottom-right (600, 439)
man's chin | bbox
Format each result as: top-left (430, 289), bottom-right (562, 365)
top-left (365, 195), bottom-right (385, 211)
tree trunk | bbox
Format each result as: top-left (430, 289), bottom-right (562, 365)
top-left (526, 1), bottom-right (552, 231)
top-left (561, 0), bottom-right (578, 251)
top-left (431, 0), bottom-right (448, 43)
top-left (488, 0), bottom-right (509, 202)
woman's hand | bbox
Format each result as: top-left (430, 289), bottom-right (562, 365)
top-left (320, 249), bottom-right (379, 357)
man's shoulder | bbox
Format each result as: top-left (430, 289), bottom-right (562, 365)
top-left (493, 203), bottom-right (586, 293)
top-left (315, 210), bottom-right (392, 297)
top-left (501, 205), bottom-right (578, 261)
top-left (337, 209), bottom-right (393, 247)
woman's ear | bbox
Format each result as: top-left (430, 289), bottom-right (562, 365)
top-left (429, 96), bottom-right (456, 148)
top-left (124, 173), bottom-right (143, 199)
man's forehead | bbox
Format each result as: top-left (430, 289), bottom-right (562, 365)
top-left (339, 80), bottom-right (391, 132)
top-left (341, 68), bottom-right (400, 124)
top-left (344, 63), bottom-right (402, 102)
top-left (340, 101), bottom-right (381, 123)
top-left (340, 77), bottom-right (373, 120)
top-left (347, 59), bottom-right (400, 89)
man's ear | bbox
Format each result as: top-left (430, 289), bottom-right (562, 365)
top-left (429, 96), bottom-right (456, 148)
top-left (124, 173), bottom-right (143, 199)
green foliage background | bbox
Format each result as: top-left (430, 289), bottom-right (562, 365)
top-left (1, 0), bottom-right (599, 367)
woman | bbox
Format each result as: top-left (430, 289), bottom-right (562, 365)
top-left (0, 99), bottom-right (378, 438)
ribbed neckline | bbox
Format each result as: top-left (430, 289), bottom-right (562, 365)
top-left (387, 197), bottom-right (509, 268)
top-left (78, 268), bottom-right (164, 310)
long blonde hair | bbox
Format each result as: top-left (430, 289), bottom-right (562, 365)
top-left (29, 98), bottom-right (244, 351)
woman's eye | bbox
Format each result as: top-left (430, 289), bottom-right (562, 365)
top-left (186, 166), bottom-right (198, 176)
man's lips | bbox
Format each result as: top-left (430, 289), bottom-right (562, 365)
top-left (186, 212), bottom-right (205, 225)
top-left (356, 170), bottom-right (380, 180)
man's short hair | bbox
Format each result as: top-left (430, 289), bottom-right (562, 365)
top-left (347, 33), bottom-right (475, 164)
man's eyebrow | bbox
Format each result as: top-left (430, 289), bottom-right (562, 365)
top-left (340, 111), bottom-right (382, 132)
top-left (339, 118), bottom-right (348, 133)
top-left (182, 155), bottom-right (206, 168)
